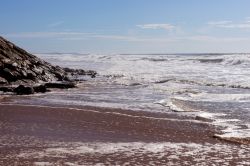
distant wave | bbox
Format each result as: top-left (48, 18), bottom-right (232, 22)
top-left (192, 54), bottom-right (250, 66)
top-left (196, 58), bottom-right (224, 63)
top-left (154, 79), bottom-right (174, 84)
top-left (222, 58), bottom-right (244, 65)
top-left (104, 74), bottom-right (125, 79)
top-left (140, 57), bottom-right (169, 62)
top-left (98, 55), bottom-right (112, 60)
top-left (127, 82), bottom-right (143, 86)
top-left (154, 78), bottom-right (250, 90)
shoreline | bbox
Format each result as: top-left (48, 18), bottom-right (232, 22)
top-left (0, 104), bottom-right (217, 143)
top-left (0, 103), bottom-right (249, 165)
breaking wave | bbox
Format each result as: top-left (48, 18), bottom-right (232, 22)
top-left (193, 54), bottom-right (250, 66)
top-left (196, 58), bottom-right (224, 63)
top-left (153, 78), bottom-right (250, 90)
top-left (36, 53), bottom-right (250, 144)
top-left (157, 93), bottom-right (250, 144)
top-left (140, 57), bottom-right (169, 62)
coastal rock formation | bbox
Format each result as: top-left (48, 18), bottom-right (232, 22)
top-left (0, 36), bottom-right (68, 85)
top-left (63, 67), bottom-right (97, 78)
top-left (44, 82), bottom-right (76, 89)
top-left (14, 85), bottom-right (35, 95)
top-left (0, 36), bottom-right (98, 95)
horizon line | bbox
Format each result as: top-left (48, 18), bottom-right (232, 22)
top-left (33, 52), bottom-right (250, 55)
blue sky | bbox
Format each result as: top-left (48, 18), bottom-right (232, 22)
top-left (1, 0), bottom-right (250, 53)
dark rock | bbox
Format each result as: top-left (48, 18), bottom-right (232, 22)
top-left (45, 82), bottom-right (76, 89)
top-left (33, 85), bottom-right (47, 93)
top-left (0, 87), bottom-right (14, 93)
top-left (0, 77), bottom-right (8, 84)
top-left (0, 36), bottom-right (69, 84)
top-left (14, 85), bottom-right (34, 95)
top-left (20, 70), bottom-right (27, 77)
top-left (26, 70), bottom-right (37, 80)
top-left (62, 67), bottom-right (75, 73)
top-left (53, 71), bottom-right (65, 81)
top-left (195, 116), bottom-right (213, 122)
top-left (63, 67), bottom-right (97, 78)
top-left (1, 68), bottom-right (17, 82)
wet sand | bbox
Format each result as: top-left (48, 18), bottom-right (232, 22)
top-left (0, 104), bottom-right (249, 165)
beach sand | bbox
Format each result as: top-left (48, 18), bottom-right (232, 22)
top-left (0, 104), bottom-right (249, 165)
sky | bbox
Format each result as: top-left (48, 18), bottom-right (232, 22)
top-left (1, 0), bottom-right (250, 54)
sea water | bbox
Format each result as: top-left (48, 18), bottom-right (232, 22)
top-left (19, 53), bottom-right (250, 142)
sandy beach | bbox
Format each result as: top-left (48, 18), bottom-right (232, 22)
top-left (2, 1), bottom-right (250, 165)
top-left (0, 104), bottom-right (249, 165)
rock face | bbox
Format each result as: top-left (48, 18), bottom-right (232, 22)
top-left (63, 68), bottom-right (97, 78)
top-left (0, 36), bottom-right (68, 85)
top-left (44, 82), bottom-right (76, 89)
top-left (14, 85), bottom-right (34, 95)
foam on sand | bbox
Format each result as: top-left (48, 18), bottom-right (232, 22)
top-left (17, 141), bottom-right (250, 165)
top-left (156, 98), bottom-right (200, 112)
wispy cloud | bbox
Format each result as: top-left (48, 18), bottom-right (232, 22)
top-left (185, 35), bottom-right (250, 42)
top-left (62, 34), bottom-right (250, 43)
top-left (61, 34), bottom-right (177, 42)
top-left (207, 21), bottom-right (232, 26)
top-left (3, 32), bottom-right (250, 43)
top-left (48, 21), bottom-right (64, 28)
top-left (208, 19), bottom-right (250, 29)
top-left (3, 31), bottom-right (176, 42)
top-left (4, 32), bottom-right (94, 38)
top-left (136, 24), bottom-right (175, 30)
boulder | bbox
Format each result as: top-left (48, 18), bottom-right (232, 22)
top-left (0, 87), bottom-right (14, 93)
top-left (33, 85), bottom-right (47, 93)
top-left (44, 82), bottom-right (76, 89)
top-left (0, 77), bottom-right (8, 84)
top-left (14, 85), bottom-right (34, 95)
top-left (63, 67), bottom-right (97, 78)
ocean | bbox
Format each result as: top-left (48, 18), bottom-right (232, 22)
top-left (31, 53), bottom-right (250, 142)
top-left (3, 53), bottom-right (250, 164)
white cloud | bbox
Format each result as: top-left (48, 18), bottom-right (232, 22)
top-left (136, 24), bottom-right (175, 30)
top-left (207, 21), bottom-right (232, 26)
top-left (208, 20), bottom-right (250, 29)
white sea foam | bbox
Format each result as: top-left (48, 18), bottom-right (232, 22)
top-left (197, 112), bottom-right (226, 119)
top-left (157, 93), bottom-right (250, 141)
top-left (34, 162), bottom-right (53, 166)
top-left (37, 53), bottom-right (250, 89)
top-left (16, 142), bottom-right (250, 165)
top-left (33, 53), bottom-right (250, 141)
top-left (188, 93), bottom-right (250, 102)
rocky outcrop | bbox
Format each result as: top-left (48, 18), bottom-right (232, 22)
top-left (63, 68), bottom-right (97, 78)
top-left (14, 85), bottom-right (34, 95)
top-left (0, 36), bottom-right (68, 85)
top-left (44, 82), bottom-right (76, 89)
top-left (0, 82), bottom-right (77, 95)
top-left (0, 36), bottom-right (98, 95)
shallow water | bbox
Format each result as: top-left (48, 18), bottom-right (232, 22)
top-left (15, 53), bottom-right (250, 142)
top-left (16, 142), bottom-right (250, 165)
